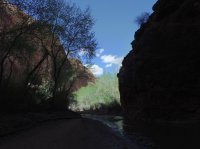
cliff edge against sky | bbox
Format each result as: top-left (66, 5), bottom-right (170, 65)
top-left (118, 0), bottom-right (200, 121)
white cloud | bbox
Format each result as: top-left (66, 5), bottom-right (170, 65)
top-left (100, 55), bottom-right (123, 67)
top-left (78, 48), bottom-right (89, 57)
top-left (89, 65), bottom-right (104, 76)
top-left (78, 50), bottom-right (86, 57)
top-left (96, 54), bottom-right (101, 57)
top-left (99, 49), bottom-right (104, 53)
top-left (96, 48), bottom-right (105, 57)
top-left (105, 64), bottom-right (113, 68)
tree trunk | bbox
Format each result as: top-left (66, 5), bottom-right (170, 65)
top-left (25, 51), bottom-right (49, 87)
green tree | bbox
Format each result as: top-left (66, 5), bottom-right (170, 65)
top-left (27, 0), bottom-right (97, 102)
top-left (71, 73), bottom-right (120, 112)
top-left (1, 0), bottom-right (97, 110)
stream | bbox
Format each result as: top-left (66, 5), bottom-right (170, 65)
top-left (82, 114), bottom-right (200, 149)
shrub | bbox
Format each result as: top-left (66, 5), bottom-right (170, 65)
top-left (135, 12), bottom-right (150, 26)
top-left (70, 73), bottom-right (121, 112)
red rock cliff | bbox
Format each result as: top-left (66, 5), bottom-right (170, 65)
top-left (0, 2), bottom-right (94, 93)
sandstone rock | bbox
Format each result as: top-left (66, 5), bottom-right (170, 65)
top-left (0, 2), bottom-right (94, 107)
top-left (118, 0), bottom-right (200, 121)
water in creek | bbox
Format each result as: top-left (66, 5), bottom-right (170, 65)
top-left (82, 114), bottom-right (200, 149)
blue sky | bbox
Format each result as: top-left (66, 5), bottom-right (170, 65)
top-left (68, 0), bottom-right (157, 75)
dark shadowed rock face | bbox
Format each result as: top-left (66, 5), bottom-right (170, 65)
top-left (118, 0), bottom-right (200, 121)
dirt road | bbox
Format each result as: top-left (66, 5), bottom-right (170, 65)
top-left (0, 118), bottom-right (137, 149)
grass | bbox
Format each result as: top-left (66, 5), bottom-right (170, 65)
top-left (69, 73), bottom-right (121, 112)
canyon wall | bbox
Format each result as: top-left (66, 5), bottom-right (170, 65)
top-left (0, 2), bottom-right (94, 89)
top-left (118, 0), bottom-right (200, 121)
